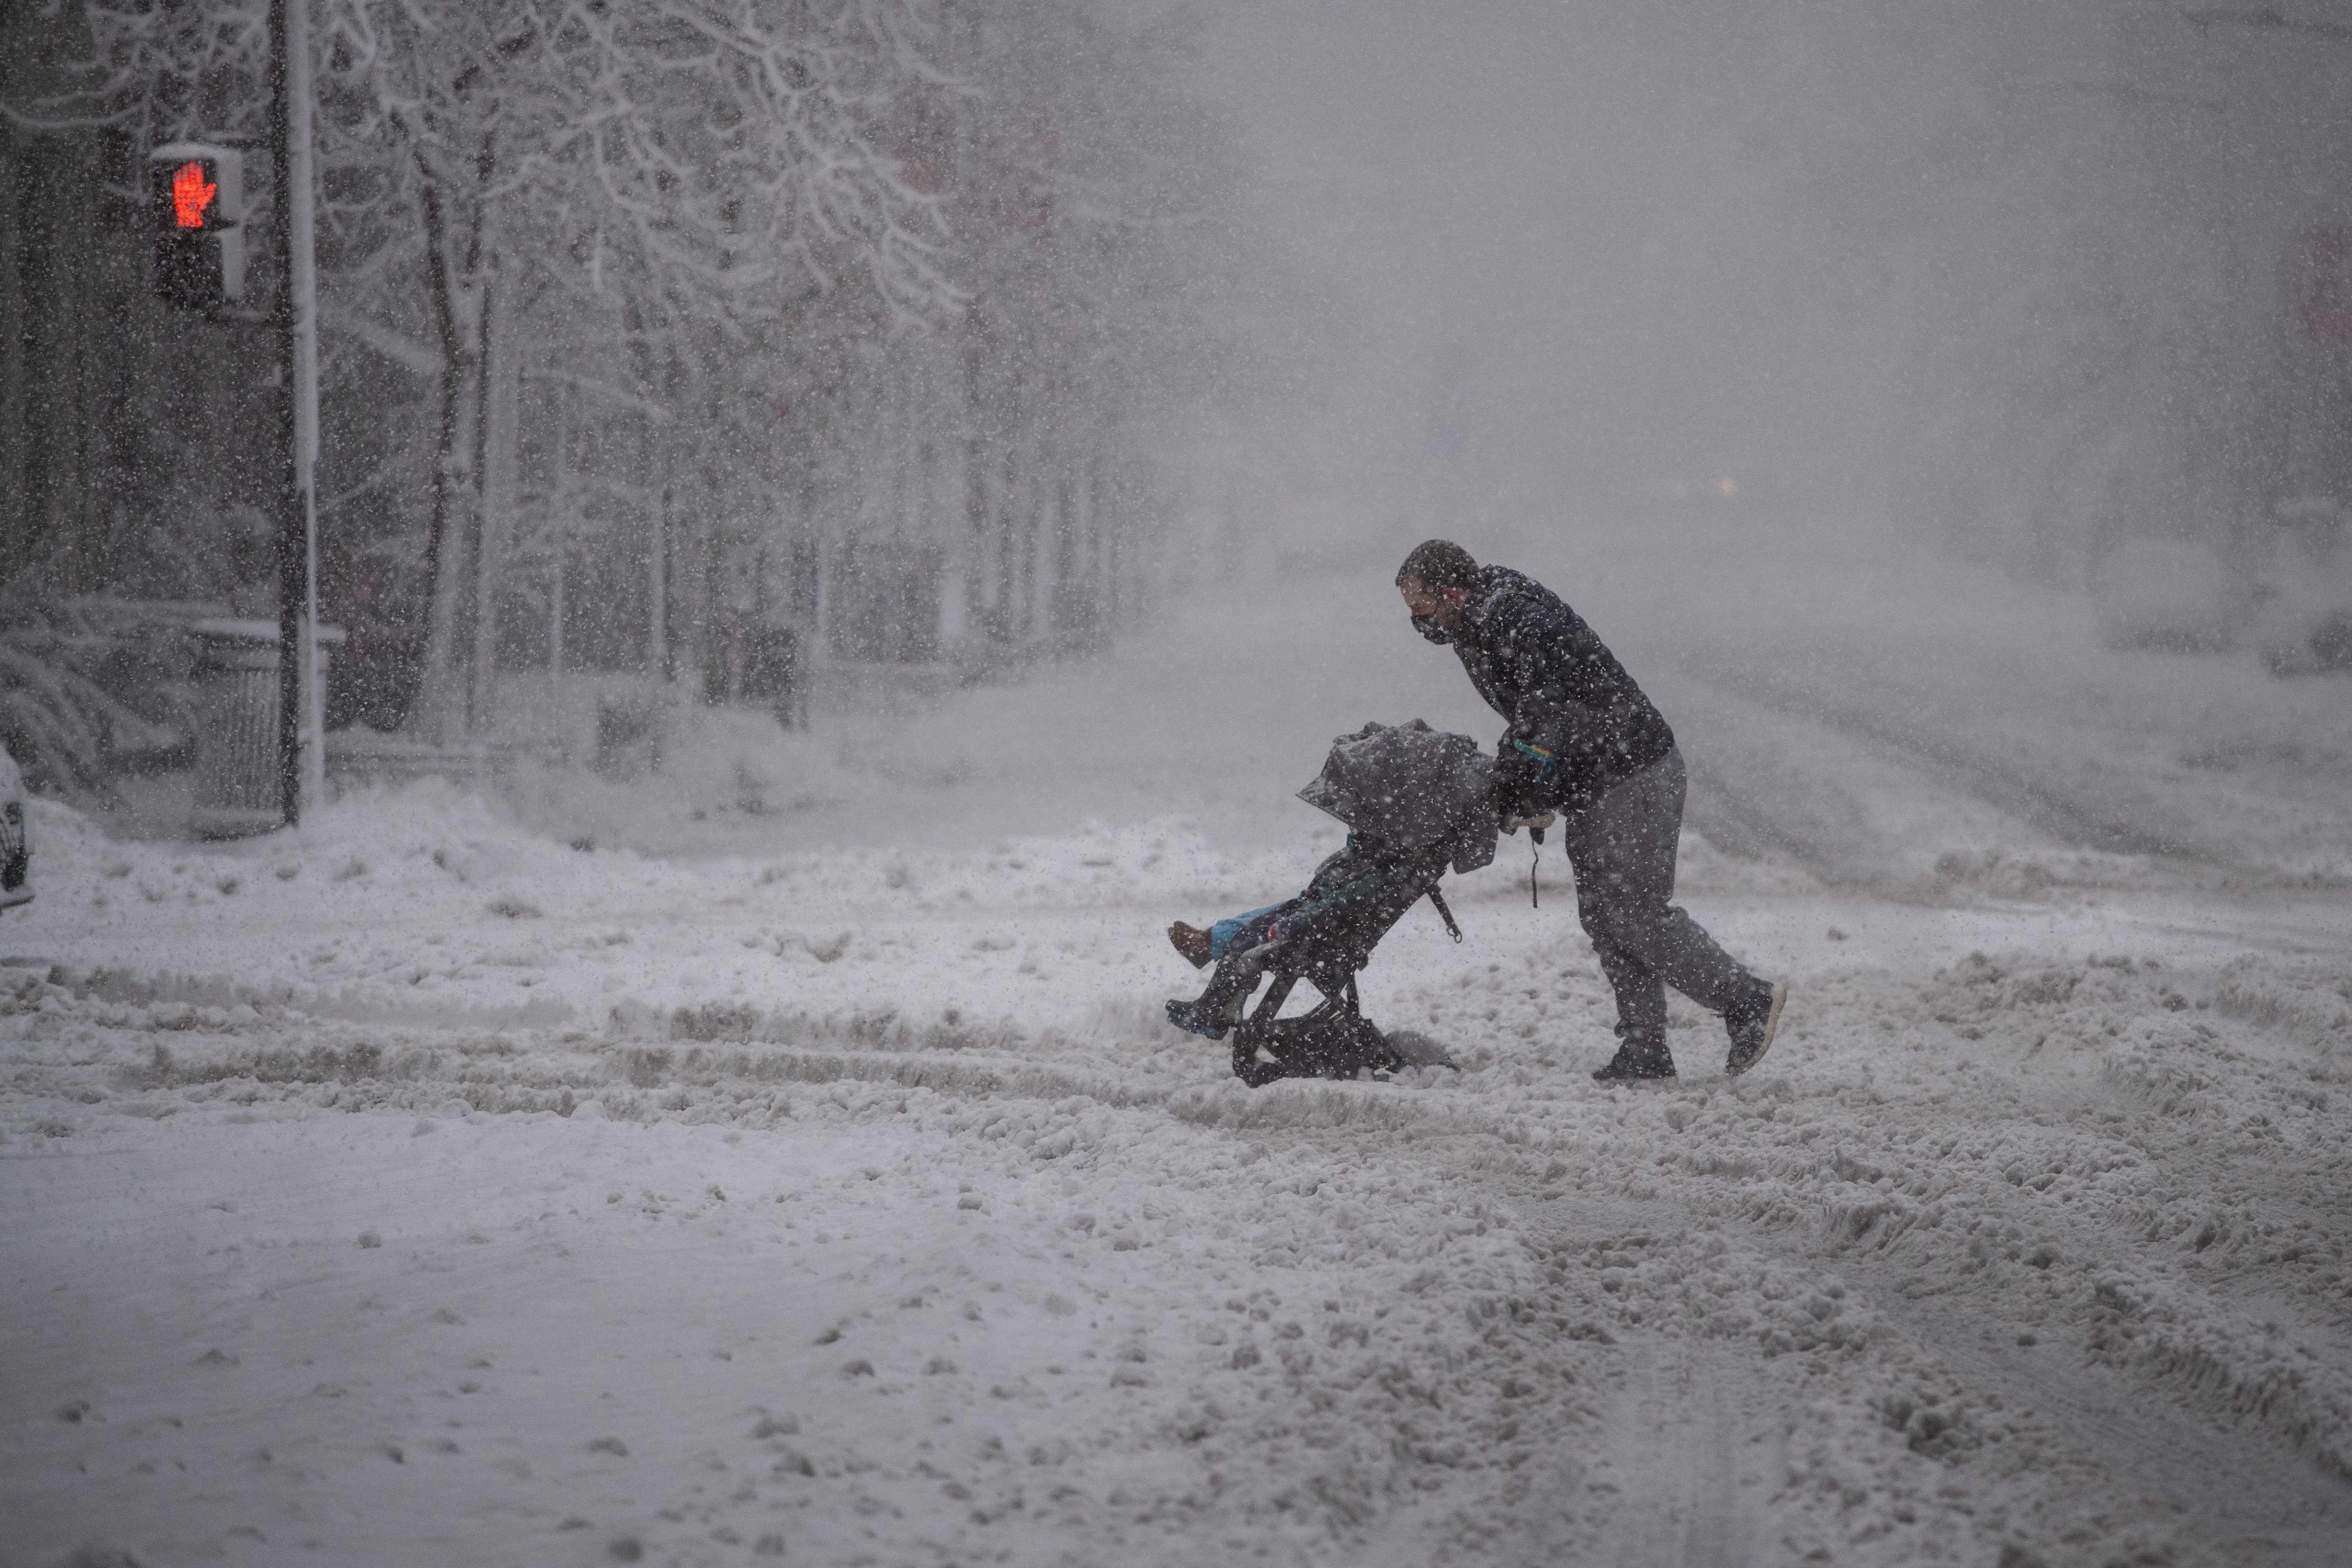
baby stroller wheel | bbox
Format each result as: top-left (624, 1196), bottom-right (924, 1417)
top-left (1230, 972), bottom-right (1402, 1086)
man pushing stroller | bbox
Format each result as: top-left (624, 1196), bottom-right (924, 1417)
top-left (1169, 540), bottom-right (1789, 1087)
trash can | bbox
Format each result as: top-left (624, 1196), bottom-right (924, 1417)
top-left (187, 618), bottom-right (342, 838)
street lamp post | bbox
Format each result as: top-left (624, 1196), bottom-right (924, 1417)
top-left (269, 0), bottom-right (322, 825)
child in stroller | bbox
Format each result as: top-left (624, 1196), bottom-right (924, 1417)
top-left (1165, 720), bottom-right (1505, 1087)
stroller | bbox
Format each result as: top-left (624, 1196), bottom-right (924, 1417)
top-left (1168, 720), bottom-right (1499, 1087)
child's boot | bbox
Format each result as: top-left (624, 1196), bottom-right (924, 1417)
top-left (1166, 957), bottom-right (1260, 1040)
top-left (1169, 922), bottom-right (1213, 969)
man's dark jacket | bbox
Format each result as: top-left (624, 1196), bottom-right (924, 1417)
top-left (1446, 565), bottom-right (1675, 814)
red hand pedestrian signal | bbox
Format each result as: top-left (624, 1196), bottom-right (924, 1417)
top-left (150, 143), bottom-right (243, 308)
top-left (172, 161), bottom-right (216, 229)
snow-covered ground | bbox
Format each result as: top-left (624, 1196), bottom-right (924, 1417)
top-left (5, 536), bottom-right (2349, 1567)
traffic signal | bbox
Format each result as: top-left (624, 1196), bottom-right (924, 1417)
top-left (149, 142), bottom-right (245, 310)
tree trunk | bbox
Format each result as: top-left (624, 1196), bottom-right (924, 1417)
top-left (649, 478), bottom-right (669, 684)
top-left (409, 178), bottom-right (483, 746)
top-left (549, 557), bottom-right (565, 681)
top-left (1012, 422), bottom-right (1045, 643)
top-left (0, 121), bottom-right (27, 576)
top-left (10, 133), bottom-right (110, 589)
top-left (960, 325), bottom-right (995, 643)
top-left (549, 388), bottom-right (568, 733)
top-left (1050, 435), bottom-right (1078, 640)
top-left (995, 416), bottom-right (1024, 642)
top-left (682, 470), bottom-right (710, 699)
top-left (470, 253), bottom-right (519, 733)
top-left (1101, 448), bottom-right (1124, 632)
top-left (623, 305), bottom-right (671, 692)
top-left (1083, 427), bottom-right (1111, 648)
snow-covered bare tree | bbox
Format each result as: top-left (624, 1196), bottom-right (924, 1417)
top-left (12, 0), bottom-right (1276, 758)
top-left (323, 0), bottom-right (960, 737)
top-left (915, 0), bottom-right (1265, 656)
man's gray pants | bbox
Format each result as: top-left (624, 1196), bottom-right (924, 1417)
top-left (1561, 747), bottom-right (1756, 1054)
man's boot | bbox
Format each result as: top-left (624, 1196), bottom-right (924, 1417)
top-left (1724, 979), bottom-right (1788, 1076)
top-left (1592, 1028), bottom-right (1676, 1082)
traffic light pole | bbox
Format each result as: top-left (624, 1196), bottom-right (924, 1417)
top-left (268, 0), bottom-right (322, 826)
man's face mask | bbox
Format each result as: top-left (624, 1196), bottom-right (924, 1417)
top-left (1410, 611), bottom-right (1453, 645)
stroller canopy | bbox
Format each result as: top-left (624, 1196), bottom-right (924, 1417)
top-left (1296, 719), bottom-right (1498, 874)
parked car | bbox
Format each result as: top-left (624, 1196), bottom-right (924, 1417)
top-left (0, 742), bottom-right (30, 912)
top-left (2253, 497), bottom-right (2352, 676)
top-left (2090, 539), bottom-right (2250, 653)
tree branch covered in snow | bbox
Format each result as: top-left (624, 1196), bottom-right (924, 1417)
top-left (7, 0), bottom-right (1278, 736)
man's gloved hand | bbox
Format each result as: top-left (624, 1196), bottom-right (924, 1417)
top-left (1491, 746), bottom-right (1546, 820)
top-left (1492, 735), bottom-right (1559, 815)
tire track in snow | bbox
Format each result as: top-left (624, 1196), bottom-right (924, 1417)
top-left (1676, 749), bottom-right (1844, 877)
top-left (1647, 666), bottom-right (2084, 885)
top-left (1672, 662), bottom-right (2211, 862)
top-left (1496, 1167), bottom-right (2352, 1567)
top-left (1518, 1195), bottom-right (1772, 1566)
top-left (1587, 1339), bottom-right (1755, 1568)
top-left (1835, 1261), bottom-right (2352, 1566)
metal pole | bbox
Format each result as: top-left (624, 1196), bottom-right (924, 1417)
top-left (650, 481), bottom-right (669, 685)
top-left (270, 0), bottom-right (322, 825)
top-left (551, 392), bottom-right (569, 757)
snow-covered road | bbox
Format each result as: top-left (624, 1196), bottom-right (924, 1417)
top-left (5, 552), bottom-right (2348, 1566)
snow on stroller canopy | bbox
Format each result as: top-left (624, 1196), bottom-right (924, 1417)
top-left (1295, 719), bottom-right (1498, 873)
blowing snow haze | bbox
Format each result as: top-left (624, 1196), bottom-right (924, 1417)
top-left (1202, 0), bottom-right (2352, 577)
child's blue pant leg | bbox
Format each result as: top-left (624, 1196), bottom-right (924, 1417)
top-left (1210, 905), bottom-right (1283, 961)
